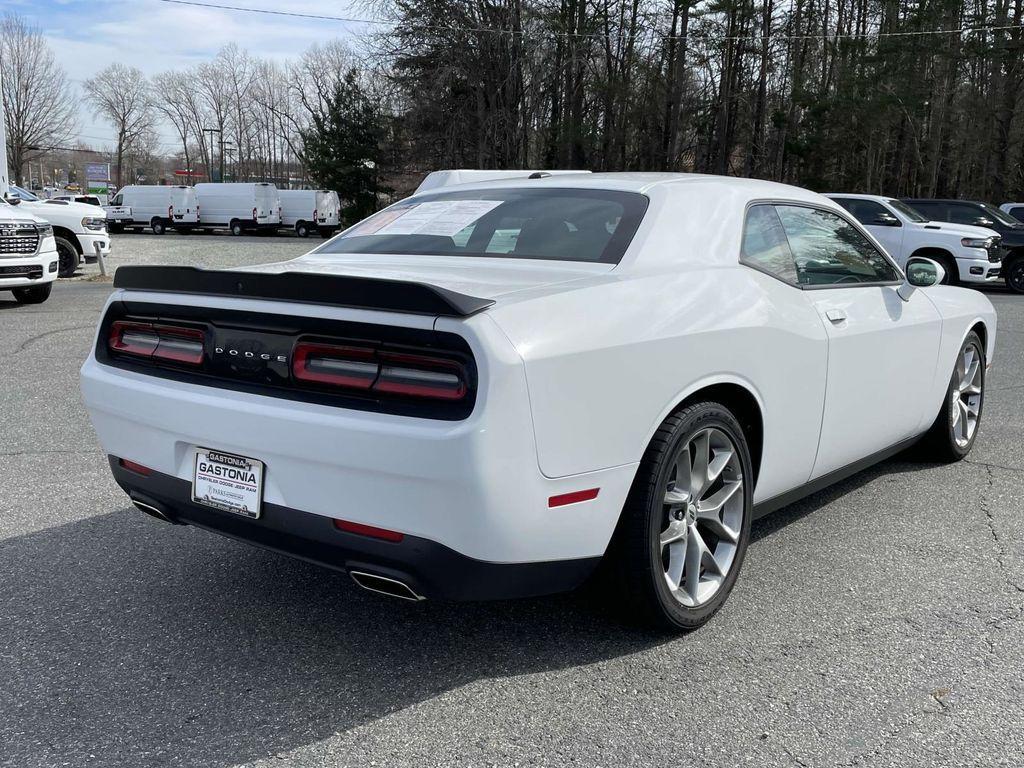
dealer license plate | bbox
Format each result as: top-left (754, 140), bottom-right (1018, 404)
top-left (192, 448), bottom-right (264, 519)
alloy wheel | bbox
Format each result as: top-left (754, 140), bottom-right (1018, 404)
top-left (951, 343), bottom-right (983, 448)
top-left (659, 427), bottom-right (744, 608)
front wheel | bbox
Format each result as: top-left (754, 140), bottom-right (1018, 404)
top-left (918, 331), bottom-right (985, 461)
top-left (13, 283), bottom-right (53, 304)
top-left (606, 402), bottom-right (754, 630)
top-left (1006, 258), bottom-right (1024, 294)
top-left (55, 236), bottom-right (79, 278)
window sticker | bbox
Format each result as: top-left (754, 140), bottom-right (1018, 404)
top-left (373, 200), bottom-right (504, 237)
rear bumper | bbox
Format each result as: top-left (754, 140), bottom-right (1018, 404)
top-left (80, 297), bottom-right (637, 565)
top-left (110, 457), bottom-right (600, 601)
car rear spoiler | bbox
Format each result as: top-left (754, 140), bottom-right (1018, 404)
top-left (112, 265), bottom-right (495, 317)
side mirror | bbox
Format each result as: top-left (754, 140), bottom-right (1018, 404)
top-left (4, 194), bottom-right (21, 205)
top-left (898, 256), bottom-right (945, 301)
top-left (976, 217), bottom-right (994, 227)
top-left (875, 212), bottom-right (900, 226)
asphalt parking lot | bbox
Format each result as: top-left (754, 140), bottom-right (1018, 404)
top-left (1, 236), bottom-right (1022, 767)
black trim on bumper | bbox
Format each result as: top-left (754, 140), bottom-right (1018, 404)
top-left (108, 457), bottom-right (600, 601)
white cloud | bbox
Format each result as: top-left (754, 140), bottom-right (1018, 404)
top-left (10, 0), bottom-right (379, 150)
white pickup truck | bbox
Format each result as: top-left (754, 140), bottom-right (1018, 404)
top-left (0, 198), bottom-right (59, 304)
top-left (5, 184), bottom-right (110, 277)
top-left (827, 193), bottom-right (1002, 285)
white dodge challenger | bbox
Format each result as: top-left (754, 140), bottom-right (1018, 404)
top-left (80, 174), bottom-right (995, 630)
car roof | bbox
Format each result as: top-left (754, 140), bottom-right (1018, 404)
top-left (411, 171), bottom-right (825, 202)
top-left (900, 198), bottom-right (987, 205)
top-left (823, 193), bottom-right (897, 201)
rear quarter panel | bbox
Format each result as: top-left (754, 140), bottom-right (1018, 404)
top-left (488, 265), bottom-right (830, 503)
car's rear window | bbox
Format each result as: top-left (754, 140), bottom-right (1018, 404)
top-left (318, 188), bottom-right (649, 264)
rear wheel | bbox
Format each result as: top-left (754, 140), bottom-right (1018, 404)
top-left (230, 220), bottom-right (244, 236)
top-left (13, 283), bottom-right (52, 304)
top-left (918, 331), bottom-right (985, 461)
top-left (295, 221), bottom-right (310, 238)
top-left (1006, 257), bottom-right (1024, 294)
top-left (55, 236), bottom-right (79, 278)
top-left (151, 219), bottom-right (166, 235)
top-left (606, 402), bottom-right (753, 630)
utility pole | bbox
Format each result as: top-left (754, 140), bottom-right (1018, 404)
top-left (202, 128), bottom-right (222, 182)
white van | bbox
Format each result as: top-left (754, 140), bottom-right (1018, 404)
top-left (279, 189), bottom-right (341, 238)
top-left (194, 182), bottom-right (281, 235)
top-left (104, 185), bottom-right (199, 234)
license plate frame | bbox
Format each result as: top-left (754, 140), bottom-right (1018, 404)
top-left (191, 448), bottom-right (265, 519)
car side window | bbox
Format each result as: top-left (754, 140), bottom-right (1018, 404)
top-left (1009, 206), bottom-right (1024, 222)
top-left (833, 198), bottom-right (892, 226)
top-left (740, 204), bottom-right (799, 284)
top-left (946, 203), bottom-right (991, 227)
top-left (111, 195), bottom-right (122, 206)
top-left (774, 205), bottom-right (899, 286)
top-left (904, 200), bottom-right (941, 220)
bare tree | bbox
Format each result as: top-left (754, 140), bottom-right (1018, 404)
top-left (151, 71), bottom-right (196, 178)
top-left (0, 13), bottom-right (76, 185)
top-left (83, 64), bottom-right (156, 188)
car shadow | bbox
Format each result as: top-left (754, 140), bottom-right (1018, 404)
top-left (0, 509), bottom-right (668, 766)
top-left (751, 456), bottom-right (941, 542)
top-left (2, 455), bottom-right (944, 765)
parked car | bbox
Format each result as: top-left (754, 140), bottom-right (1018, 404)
top-left (415, 169), bottom-right (591, 194)
top-left (999, 202), bottom-right (1024, 222)
top-left (828, 194), bottom-right (1001, 285)
top-left (81, 173), bottom-right (995, 630)
top-left (902, 198), bottom-right (1024, 293)
top-left (5, 184), bottom-right (110, 277)
top-left (0, 197), bottom-right (59, 304)
top-left (53, 194), bottom-right (103, 207)
top-left (279, 189), bottom-right (341, 238)
top-left (194, 182), bottom-right (281, 235)
top-left (104, 185), bottom-right (199, 234)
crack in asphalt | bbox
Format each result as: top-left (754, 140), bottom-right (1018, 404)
top-left (977, 464), bottom-right (1024, 594)
top-left (964, 458), bottom-right (1024, 475)
top-left (15, 324), bottom-right (94, 353)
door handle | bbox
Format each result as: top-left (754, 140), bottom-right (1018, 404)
top-left (825, 308), bottom-right (847, 323)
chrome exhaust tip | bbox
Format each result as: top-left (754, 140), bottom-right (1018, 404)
top-left (131, 498), bottom-right (177, 524)
top-left (350, 571), bottom-right (424, 601)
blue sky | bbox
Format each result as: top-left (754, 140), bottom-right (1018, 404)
top-left (6, 0), bottom-right (374, 150)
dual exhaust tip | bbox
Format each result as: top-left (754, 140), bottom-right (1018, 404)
top-left (129, 496), bottom-right (424, 601)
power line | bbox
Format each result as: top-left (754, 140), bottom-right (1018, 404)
top-left (154, 0), bottom-right (1024, 42)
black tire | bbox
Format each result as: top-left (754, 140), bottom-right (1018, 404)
top-left (230, 220), bottom-right (244, 236)
top-left (13, 282), bottom-right (53, 304)
top-left (55, 236), bottom-right (79, 278)
top-left (917, 331), bottom-right (985, 462)
top-left (319, 227), bottom-right (337, 238)
top-left (295, 221), bottom-right (310, 238)
top-left (1005, 257), bottom-right (1024, 294)
top-left (936, 255), bottom-right (959, 286)
top-left (604, 401), bottom-right (754, 631)
top-left (108, 222), bottom-right (124, 234)
top-left (151, 219), bottom-right (166, 235)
